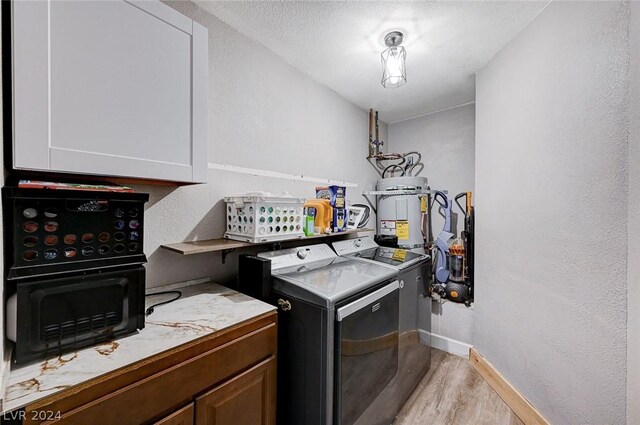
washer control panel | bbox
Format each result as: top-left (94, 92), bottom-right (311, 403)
top-left (258, 243), bottom-right (336, 270)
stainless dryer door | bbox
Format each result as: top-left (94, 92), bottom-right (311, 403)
top-left (335, 281), bottom-right (400, 425)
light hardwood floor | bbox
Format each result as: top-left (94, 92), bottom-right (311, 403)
top-left (395, 349), bottom-right (524, 425)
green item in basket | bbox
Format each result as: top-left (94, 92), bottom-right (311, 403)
top-left (304, 207), bottom-right (316, 236)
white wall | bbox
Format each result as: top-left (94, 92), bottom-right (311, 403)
top-left (389, 104), bottom-right (475, 349)
top-left (475, 2), bottom-right (629, 425)
top-left (389, 104), bottom-right (475, 236)
top-left (136, 1), bottom-right (381, 288)
top-left (628, 3), bottom-right (640, 424)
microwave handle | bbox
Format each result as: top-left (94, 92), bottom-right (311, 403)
top-left (336, 280), bottom-right (399, 321)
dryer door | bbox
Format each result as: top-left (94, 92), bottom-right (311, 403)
top-left (334, 281), bottom-right (400, 425)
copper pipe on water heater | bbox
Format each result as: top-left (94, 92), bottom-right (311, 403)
top-left (365, 109), bottom-right (425, 177)
top-left (375, 111), bottom-right (380, 156)
top-left (368, 108), bottom-right (375, 158)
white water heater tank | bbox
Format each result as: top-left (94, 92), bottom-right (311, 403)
top-left (376, 176), bottom-right (428, 251)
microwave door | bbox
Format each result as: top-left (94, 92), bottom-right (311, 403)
top-left (9, 266), bottom-right (145, 365)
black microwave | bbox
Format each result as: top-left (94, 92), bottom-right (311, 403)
top-left (6, 266), bottom-right (145, 365)
top-left (3, 186), bottom-right (149, 365)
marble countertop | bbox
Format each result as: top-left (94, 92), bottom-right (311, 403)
top-left (2, 281), bottom-right (275, 413)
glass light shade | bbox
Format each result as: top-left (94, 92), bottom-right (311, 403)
top-left (381, 46), bottom-right (407, 88)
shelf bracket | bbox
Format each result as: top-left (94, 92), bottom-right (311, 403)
top-left (221, 248), bottom-right (236, 264)
top-left (271, 241), bottom-right (283, 251)
top-left (362, 194), bottom-right (377, 215)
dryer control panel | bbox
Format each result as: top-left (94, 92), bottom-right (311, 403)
top-left (332, 236), bottom-right (379, 256)
top-left (258, 243), bottom-right (336, 270)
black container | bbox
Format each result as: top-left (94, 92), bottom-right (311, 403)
top-left (3, 187), bottom-right (149, 280)
top-left (238, 255), bottom-right (272, 299)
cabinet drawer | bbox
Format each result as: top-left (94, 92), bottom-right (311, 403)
top-left (195, 356), bottom-right (276, 425)
top-left (153, 403), bottom-right (194, 425)
top-left (35, 323), bottom-right (276, 425)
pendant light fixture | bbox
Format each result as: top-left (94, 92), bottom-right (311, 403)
top-left (381, 31), bottom-right (407, 88)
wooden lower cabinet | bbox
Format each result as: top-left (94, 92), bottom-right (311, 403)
top-left (195, 356), bottom-right (276, 425)
top-left (154, 404), bottom-right (195, 425)
top-left (22, 312), bottom-right (277, 425)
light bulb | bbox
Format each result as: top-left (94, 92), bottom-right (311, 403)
top-left (381, 45), bottom-right (407, 88)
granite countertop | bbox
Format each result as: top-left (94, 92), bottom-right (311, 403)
top-left (2, 281), bottom-right (275, 413)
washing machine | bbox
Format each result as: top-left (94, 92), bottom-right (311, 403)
top-left (332, 236), bottom-right (432, 424)
top-left (256, 243), bottom-right (400, 425)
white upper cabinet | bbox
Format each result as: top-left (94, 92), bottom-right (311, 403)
top-left (11, 0), bottom-right (208, 183)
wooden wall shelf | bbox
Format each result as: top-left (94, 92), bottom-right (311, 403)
top-left (161, 228), bottom-right (375, 262)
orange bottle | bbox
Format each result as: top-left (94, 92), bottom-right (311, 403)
top-left (304, 199), bottom-right (333, 234)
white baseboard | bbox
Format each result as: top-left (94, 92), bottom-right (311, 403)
top-left (419, 330), bottom-right (473, 358)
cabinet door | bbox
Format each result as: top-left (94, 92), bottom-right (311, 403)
top-left (195, 356), bottom-right (276, 425)
top-left (11, 0), bottom-right (208, 183)
top-left (154, 404), bottom-right (194, 425)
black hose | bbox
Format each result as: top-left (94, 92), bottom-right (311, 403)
top-left (403, 151), bottom-right (422, 165)
top-left (455, 192), bottom-right (467, 214)
top-left (400, 151), bottom-right (423, 176)
top-left (351, 203), bottom-right (371, 228)
top-left (408, 162), bottom-right (424, 177)
top-left (382, 164), bottom-right (405, 178)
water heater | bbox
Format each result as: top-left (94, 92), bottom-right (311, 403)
top-left (376, 176), bottom-right (428, 252)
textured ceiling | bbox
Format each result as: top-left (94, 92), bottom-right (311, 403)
top-left (195, 1), bottom-right (547, 123)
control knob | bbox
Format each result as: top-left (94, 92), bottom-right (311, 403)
top-left (297, 249), bottom-right (308, 259)
top-left (354, 239), bottom-right (362, 247)
top-left (278, 299), bottom-right (292, 311)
